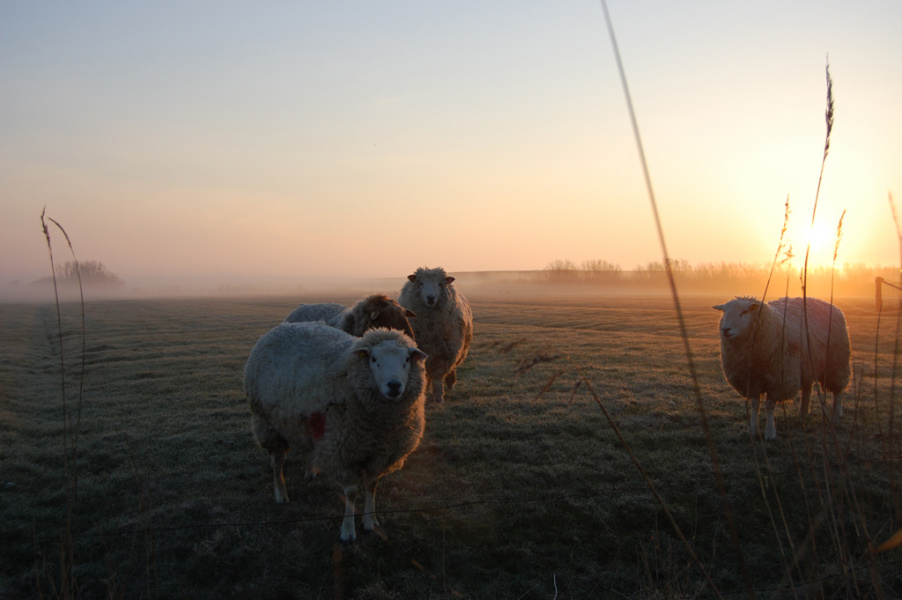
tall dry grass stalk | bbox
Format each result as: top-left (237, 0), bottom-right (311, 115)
top-left (761, 196), bottom-right (792, 304)
top-left (39, 208), bottom-right (88, 599)
top-left (801, 60), bottom-right (835, 300)
top-left (799, 62), bottom-right (835, 411)
top-left (862, 193), bottom-right (902, 571)
top-left (596, 9), bottom-right (897, 595)
top-left (761, 71), bottom-right (897, 597)
top-left (773, 68), bottom-right (886, 597)
top-left (884, 193), bottom-right (902, 527)
top-left (798, 63), bottom-right (835, 430)
top-left (600, 2), bottom-right (751, 597)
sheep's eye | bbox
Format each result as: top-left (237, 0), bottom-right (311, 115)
top-left (371, 357), bottom-right (377, 363)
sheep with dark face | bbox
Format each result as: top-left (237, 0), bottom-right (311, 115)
top-left (399, 267), bottom-right (472, 403)
top-left (714, 296), bottom-right (851, 440)
top-left (284, 294), bottom-right (416, 341)
top-left (245, 323), bottom-right (427, 542)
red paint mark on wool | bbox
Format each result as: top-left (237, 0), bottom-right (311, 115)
top-left (309, 412), bottom-right (326, 441)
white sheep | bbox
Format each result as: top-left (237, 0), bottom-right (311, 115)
top-left (284, 293), bottom-right (416, 340)
top-left (399, 266), bottom-right (473, 403)
top-left (245, 322), bottom-right (428, 542)
top-left (714, 296), bottom-right (851, 440)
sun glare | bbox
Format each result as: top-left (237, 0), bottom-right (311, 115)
top-left (804, 223), bottom-right (830, 252)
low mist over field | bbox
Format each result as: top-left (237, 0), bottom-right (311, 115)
top-left (3, 262), bottom-right (897, 304)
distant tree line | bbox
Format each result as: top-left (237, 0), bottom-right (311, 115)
top-left (542, 258), bottom-right (899, 297)
top-left (32, 260), bottom-right (124, 288)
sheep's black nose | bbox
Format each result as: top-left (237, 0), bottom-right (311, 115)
top-left (426, 296), bottom-right (436, 305)
top-left (386, 381), bottom-right (402, 397)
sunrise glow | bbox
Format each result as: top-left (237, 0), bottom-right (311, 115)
top-left (1, 2), bottom-right (900, 299)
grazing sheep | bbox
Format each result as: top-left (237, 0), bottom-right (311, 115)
top-left (284, 294), bottom-right (416, 340)
top-left (399, 266), bottom-right (473, 403)
top-left (714, 296), bottom-right (851, 440)
top-left (245, 323), bottom-right (428, 541)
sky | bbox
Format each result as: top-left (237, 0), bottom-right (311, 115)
top-left (1, 1), bottom-right (900, 295)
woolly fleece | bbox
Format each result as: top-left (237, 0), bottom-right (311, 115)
top-left (715, 296), bottom-right (851, 439)
top-left (245, 322), bottom-right (427, 540)
top-left (399, 266), bottom-right (473, 403)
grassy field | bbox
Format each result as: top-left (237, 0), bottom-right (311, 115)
top-left (0, 292), bottom-right (900, 599)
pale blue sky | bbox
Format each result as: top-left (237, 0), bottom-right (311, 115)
top-left (2, 1), bottom-right (900, 294)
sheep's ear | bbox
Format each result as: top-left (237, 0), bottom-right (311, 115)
top-left (407, 274), bottom-right (417, 282)
top-left (713, 304), bottom-right (725, 311)
top-left (369, 310), bottom-right (379, 322)
top-left (409, 348), bottom-right (428, 363)
top-left (444, 276), bottom-right (455, 284)
top-left (404, 309), bottom-right (416, 318)
top-left (355, 348), bottom-right (371, 360)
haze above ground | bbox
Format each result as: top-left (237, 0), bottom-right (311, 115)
top-left (1, 1), bottom-right (900, 297)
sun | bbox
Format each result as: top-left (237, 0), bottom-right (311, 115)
top-left (803, 223), bottom-right (831, 253)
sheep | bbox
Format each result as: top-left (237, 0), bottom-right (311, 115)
top-left (244, 322), bottom-right (428, 542)
top-left (284, 293), bottom-right (416, 340)
top-left (399, 266), bottom-right (473, 403)
top-left (714, 296), bottom-right (851, 440)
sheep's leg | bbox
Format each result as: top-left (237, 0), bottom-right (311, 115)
top-left (444, 368), bottom-right (457, 392)
top-left (362, 476), bottom-right (379, 533)
top-left (304, 460), bottom-right (317, 481)
top-left (271, 450), bottom-right (289, 504)
top-left (764, 395), bottom-right (778, 440)
top-left (832, 391), bottom-right (843, 422)
top-left (340, 485), bottom-right (358, 542)
top-left (429, 372), bottom-right (445, 403)
top-left (749, 395), bottom-right (761, 437)
top-left (298, 437), bottom-right (316, 481)
top-left (799, 384), bottom-right (812, 418)
top-left (251, 413), bottom-right (290, 502)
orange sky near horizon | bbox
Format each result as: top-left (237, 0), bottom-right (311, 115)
top-left (1, 2), bottom-right (900, 297)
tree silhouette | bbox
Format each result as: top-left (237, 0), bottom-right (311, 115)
top-left (33, 260), bottom-right (124, 287)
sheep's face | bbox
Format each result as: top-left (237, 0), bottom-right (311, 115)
top-left (358, 341), bottom-right (428, 400)
top-left (408, 273), bottom-right (454, 308)
top-left (714, 299), bottom-right (759, 342)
